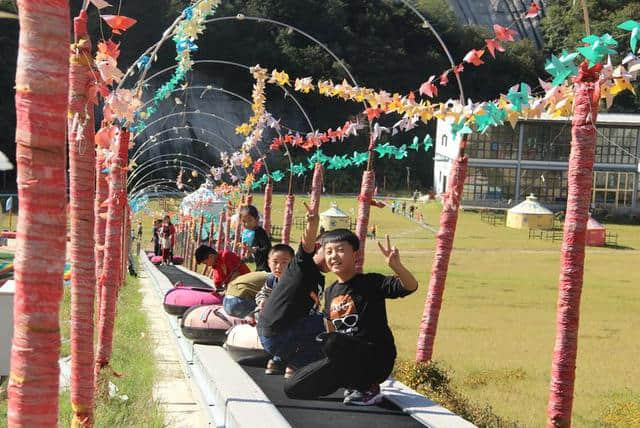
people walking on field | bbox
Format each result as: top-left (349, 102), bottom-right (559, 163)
top-left (151, 219), bottom-right (162, 256)
top-left (409, 205), bottom-right (415, 219)
top-left (370, 224), bottom-right (377, 239)
top-left (401, 201), bottom-right (407, 216)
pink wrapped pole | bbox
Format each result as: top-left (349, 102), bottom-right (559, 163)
top-left (94, 149), bottom-right (108, 312)
top-left (309, 163), bottom-right (324, 214)
top-left (354, 170), bottom-right (376, 273)
top-left (281, 194), bottom-right (296, 245)
top-left (68, 11), bottom-right (97, 426)
top-left (416, 154), bottom-right (468, 362)
top-left (233, 202), bottom-right (243, 255)
top-left (95, 128), bottom-right (129, 383)
top-left (208, 216), bottom-right (216, 248)
top-left (546, 76), bottom-right (599, 428)
top-left (262, 180), bottom-right (273, 236)
top-left (224, 206), bottom-right (231, 251)
top-left (8, 1), bottom-right (69, 424)
top-left (197, 214), bottom-right (204, 248)
top-left (216, 210), bottom-right (225, 252)
top-left (246, 194), bottom-right (253, 205)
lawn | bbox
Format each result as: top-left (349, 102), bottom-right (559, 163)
top-left (1, 269), bottom-right (163, 427)
top-left (135, 193), bottom-right (640, 427)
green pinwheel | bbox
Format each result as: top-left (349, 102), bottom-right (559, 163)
top-left (409, 136), bottom-right (420, 151)
top-left (578, 33), bottom-right (618, 67)
top-left (423, 134), bottom-right (434, 151)
top-left (394, 144), bottom-right (408, 160)
top-left (290, 163), bottom-right (308, 177)
top-left (545, 50), bottom-right (579, 86)
top-left (618, 20), bottom-right (640, 54)
top-left (351, 151), bottom-right (369, 166)
top-left (506, 83), bottom-right (530, 112)
top-left (450, 119), bottom-right (473, 140)
top-left (270, 170), bottom-right (285, 182)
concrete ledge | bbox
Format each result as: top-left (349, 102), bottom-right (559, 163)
top-left (382, 379), bottom-right (476, 428)
top-left (141, 251), bottom-right (289, 428)
top-left (194, 346), bottom-right (290, 428)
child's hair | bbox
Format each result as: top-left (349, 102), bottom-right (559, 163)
top-left (195, 245), bottom-right (217, 263)
top-left (321, 229), bottom-right (360, 251)
top-left (240, 204), bottom-right (259, 219)
top-left (269, 243), bottom-right (294, 258)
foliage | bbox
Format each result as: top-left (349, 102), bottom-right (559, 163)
top-left (395, 360), bottom-right (518, 428)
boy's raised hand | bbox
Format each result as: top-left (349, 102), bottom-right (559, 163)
top-left (377, 234), bottom-right (400, 268)
top-left (303, 201), bottom-right (319, 224)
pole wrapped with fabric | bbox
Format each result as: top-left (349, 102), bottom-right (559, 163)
top-left (354, 170), bottom-right (375, 273)
top-left (197, 214), bottom-right (204, 248)
top-left (216, 210), bottom-right (225, 252)
top-left (281, 194), bottom-right (295, 245)
top-left (233, 201), bottom-right (243, 255)
top-left (208, 216), bottom-right (216, 248)
top-left (262, 179), bottom-right (273, 236)
top-left (224, 206), bottom-right (231, 251)
top-left (546, 70), bottom-right (599, 428)
top-left (95, 128), bottom-right (129, 384)
top-left (416, 153), bottom-right (468, 362)
top-left (309, 163), bottom-right (324, 214)
top-left (246, 194), bottom-right (253, 205)
top-left (8, 1), bottom-right (70, 425)
top-left (68, 10), bottom-right (97, 427)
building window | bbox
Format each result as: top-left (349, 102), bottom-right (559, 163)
top-left (595, 126), bottom-right (638, 164)
top-left (463, 167), bottom-right (516, 202)
top-left (466, 124), bottom-right (519, 160)
top-left (519, 169), bottom-right (568, 204)
top-left (592, 171), bottom-right (634, 207)
top-left (522, 122), bottom-right (571, 162)
top-left (442, 135), bottom-right (447, 147)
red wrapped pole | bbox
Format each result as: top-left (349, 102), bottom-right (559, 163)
top-left (68, 11), bottom-right (97, 427)
top-left (262, 179), bottom-right (273, 236)
top-left (216, 210), bottom-right (225, 252)
top-left (416, 153), bottom-right (468, 362)
top-left (309, 163), bottom-right (324, 214)
top-left (95, 128), bottom-right (129, 383)
top-left (197, 214), bottom-right (204, 247)
top-left (224, 206), bottom-right (231, 251)
top-left (233, 201), bottom-right (243, 255)
top-left (8, 1), bottom-right (70, 425)
top-left (246, 193), bottom-right (253, 205)
top-left (281, 194), bottom-right (295, 245)
top-left (208, 216), bottom-right (216, 248)
top-left (546, 72), bottom-right (599, 428)
top-left (354, 170), bottom-right (375, 273)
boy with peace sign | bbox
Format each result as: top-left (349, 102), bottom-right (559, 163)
top-left (257, 201), bottom-right (329, 378)
top-left (284, 229), bottom-right (418, 406)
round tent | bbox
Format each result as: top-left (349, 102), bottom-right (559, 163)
top-left (506, 194), bottom-right (554, 229)
top-left (320, 202), bottom-right (350, 231)
top-left (586, 216), bottom-right (606, 247)
top-left (179, 181), bottom-right (227, 220)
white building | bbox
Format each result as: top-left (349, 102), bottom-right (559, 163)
top-left (434, 113), bottom-right (640, 211)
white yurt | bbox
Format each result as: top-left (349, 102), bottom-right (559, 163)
top-left (506, 194), bottom-right (554, 229)
top-left (320, 202), bottom-right (350, 231)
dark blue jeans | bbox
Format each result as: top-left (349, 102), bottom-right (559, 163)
top-left (223, 295), bottom-right (256, 318)
top-left (259, 313), bottom-right (325, 369)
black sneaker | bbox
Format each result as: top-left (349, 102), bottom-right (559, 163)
top-left (343, 384), bottom-right (383, 406)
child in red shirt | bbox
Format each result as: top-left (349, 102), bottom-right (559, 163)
top-left (195, 245), bottom-right (250, 289)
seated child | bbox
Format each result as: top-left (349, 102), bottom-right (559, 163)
top-left (194, 245), bottom-right (250, 290)
top-left (223, 271), bottom-right (270, 318)
top-left (284, 230), bottom-right (418, 406)
top-left (253, 244), bottom-right (295, 375)
top-left (258, 202), bottom-right (328, 379)
top-left (239, 205), bottom-right (272, 272)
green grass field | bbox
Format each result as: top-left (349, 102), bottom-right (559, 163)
top-left (135, 193), bottom-right (640, 427)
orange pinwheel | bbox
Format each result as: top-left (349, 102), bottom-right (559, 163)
top-left (97, 39), bottom-right (120, 59)
top-left (463, 49), bottom-right (485, 66)
top-left (419, 75), bottom-right (438, 98)
top-left (485, 38), bottom-right (505, 58)
top-left (101, 15), bottom-right (137, 35)
top-left (523, 1), bottom-right (540, 19)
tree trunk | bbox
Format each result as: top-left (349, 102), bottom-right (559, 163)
top-left (95, 128), bottom-right (129, 384)
top-left (262, 180), bottom-right (273, 236)
top-left (8, 1), bottom-right (70, 425)
top-left (416, 154), bottom-right (468, 362)
top-left (68, 10), bottom-right (97, 427)
top-left (281, 194), bottom-right (295, 245)
top-left (546, 79), bottom-right (598, 428)
top-left (354, 170), bottom-right (376, 273)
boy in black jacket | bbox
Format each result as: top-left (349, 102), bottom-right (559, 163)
top-left (239, 204), bottom-right (272, 272)
top-left (284, 229), bottom-right (418, 406)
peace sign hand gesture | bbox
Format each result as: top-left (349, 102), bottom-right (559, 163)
top-left (303, 201), bottom-right (319, 225)
top-left (377, 234), bottom-right (401, 269)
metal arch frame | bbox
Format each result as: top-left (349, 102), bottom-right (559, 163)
top-left (128, 153), bottom-right (213, 185)
top-left (132, 111), bottom-right (239, 140)
top-left (129, 162), bottom-right (209, 191)
top-left (129, 165), bottom-right (205, 196)
top-left (130, 184), bottom-right (190, 201)
top-left (133, 126), bottom-right (239, 159)
top-left (130, 179), bottom-right (194, 198)
top-left (139, 63), bottom-right (316, 133)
